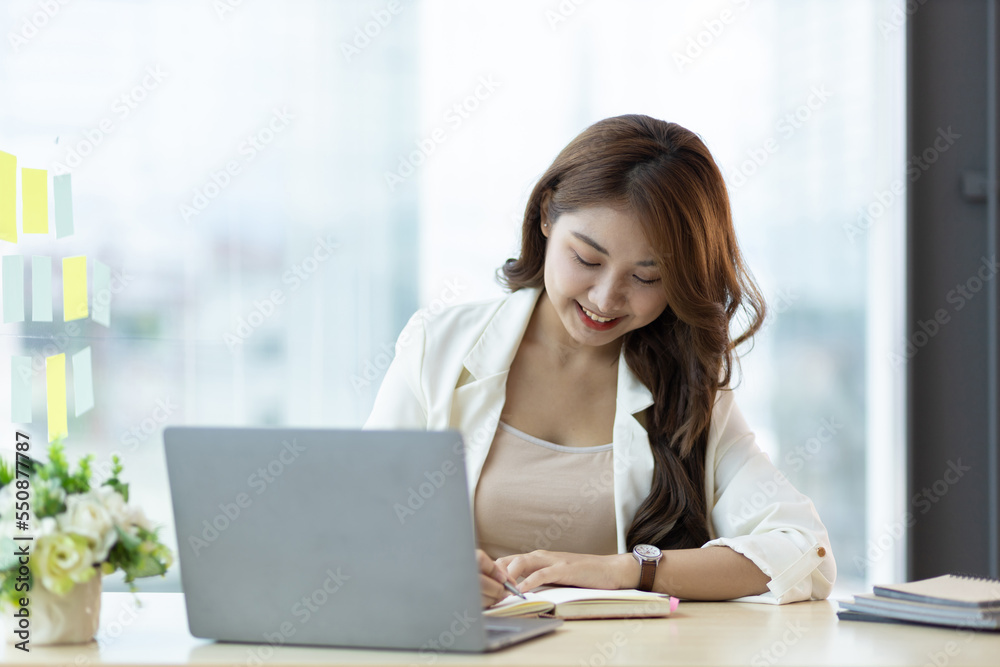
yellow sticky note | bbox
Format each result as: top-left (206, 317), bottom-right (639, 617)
top-left (46, 353), bottom-right (68, 442)
top-left (0, 151), bottom-right (15, 243)
top-left (63, 255), bottom-right (88, 321)
top-left (22, 168), bottom-right (48, 234)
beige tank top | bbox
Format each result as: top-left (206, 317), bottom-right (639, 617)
top-left (474, 421), bottom-right (618, 559)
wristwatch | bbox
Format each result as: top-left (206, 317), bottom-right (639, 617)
top-left (632, 544), bottom-right (662, 591)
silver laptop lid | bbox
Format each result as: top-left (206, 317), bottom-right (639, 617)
top-left (164, 427), bottom-right (488, 651)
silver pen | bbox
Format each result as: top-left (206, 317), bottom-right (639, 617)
top-left (504, 580), bottom-right (528, 600)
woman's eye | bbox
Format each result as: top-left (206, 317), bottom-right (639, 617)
top-left (572, 253), bottom-right (599, 268)
top-left (633, 275), bottom-right (661, 286)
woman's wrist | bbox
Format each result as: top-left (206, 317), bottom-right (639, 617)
top-left (614, 551), bottom-right (641, 589)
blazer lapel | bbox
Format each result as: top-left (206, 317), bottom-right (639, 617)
top-left (452, 287), bottom-right (541, 504)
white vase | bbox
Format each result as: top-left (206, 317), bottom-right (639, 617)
top-left (4, 570), bottom-right (101, 646)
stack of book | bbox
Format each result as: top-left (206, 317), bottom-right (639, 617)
top-left (839, 574), bottom-right (1000, 630)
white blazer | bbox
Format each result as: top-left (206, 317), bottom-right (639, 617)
top-left (365, 286), bottom-right (836, 604)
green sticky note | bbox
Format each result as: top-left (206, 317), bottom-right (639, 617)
top-left (46, 353), bottom-right (68, 442)
top-left (32, 255), bottom-right (52, 322)
top-left (22, 168), bottom-right (48, 234)
top-left (2, 255), bottom-right (25, 323)
top-left (62, 255), bottom-right (88, 321)
top-left (92, 259), bottom-right (111, 327)
top-left (11, 356), bottom-right (32, 423)
top-left (72, 346), bottom-right (94, 416)
top-left (54, 174), bottom-right (74, 239)
top-left (0, 151), bottom-right (15, 243)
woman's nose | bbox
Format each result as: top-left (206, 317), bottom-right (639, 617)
top-left (591, 278), bottom-right (626, 314)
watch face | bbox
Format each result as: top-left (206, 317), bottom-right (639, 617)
top-left (635, 544), bottom-right (661, 559)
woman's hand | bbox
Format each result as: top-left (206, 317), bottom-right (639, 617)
top-left (497, 550), bottom-right (637, 594)
top-left (478, 549), bottom-right (517, 608)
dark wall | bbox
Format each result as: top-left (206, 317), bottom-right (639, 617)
top-left (907, 0), bottom-right (1000, 579)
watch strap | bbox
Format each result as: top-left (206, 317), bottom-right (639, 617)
top-left (638, 558), bottom-right (657, 591)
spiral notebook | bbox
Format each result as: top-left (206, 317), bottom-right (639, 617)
top-left (839, 575), bottom-right (1000, 631)
top-left (874, 575), bottom-right (1000, 609)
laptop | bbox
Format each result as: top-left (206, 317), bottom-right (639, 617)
top-left (163, 426), bottom-right (562, 653)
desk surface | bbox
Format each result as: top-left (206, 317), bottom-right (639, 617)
top-left (3, 592), bottom-right (1000, 667)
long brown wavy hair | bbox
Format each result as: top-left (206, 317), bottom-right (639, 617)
top-left (499, 115), bottom-right (766, 550)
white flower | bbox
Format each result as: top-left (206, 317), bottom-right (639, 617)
top-left (123, 504), bottom-right (153, 532)
top-left (58, 491), bottom-right (118, 562)
top-left (96, 485), bottom-right (152, 532)
top-left (95, 485), bottom-right (128, 525)
top-left (33, 532), bottom-right (97, 595)
top-left (37, 517), bottom-right (59, 538)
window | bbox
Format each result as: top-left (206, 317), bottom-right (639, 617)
top-left (1, 0), bottom-right (903, 593)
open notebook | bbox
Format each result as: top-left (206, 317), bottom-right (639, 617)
top-left (839, 575), bottom-right (1000, 630)
top-left (485, 586), bottom-right (680, 620)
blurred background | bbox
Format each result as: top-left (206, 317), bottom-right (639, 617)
top-left (0, 0), bottom-right (909, 595)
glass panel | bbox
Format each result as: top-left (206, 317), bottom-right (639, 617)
top-left (0, 0), bottom-right (903, 594)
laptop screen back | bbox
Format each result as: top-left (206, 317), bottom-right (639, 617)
top-left (164, 427), bottom-right (487, 651)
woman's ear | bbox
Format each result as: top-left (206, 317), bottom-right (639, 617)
top-left (539, 191), bottom-right (553, 238)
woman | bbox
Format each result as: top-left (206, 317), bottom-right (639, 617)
top-left (365, 114), bottom-right (835, 607)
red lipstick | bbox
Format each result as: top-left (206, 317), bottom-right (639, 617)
top-left (575, 301), bottom-right (622, 331)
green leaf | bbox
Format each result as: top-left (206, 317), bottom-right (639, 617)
top-left (0, 458), bottom-right (13, 487)
top-left (121, 551), bottom-right (168, 583)
top-left (102, 477), bottom-right (129, 503)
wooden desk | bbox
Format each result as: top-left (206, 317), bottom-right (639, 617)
top-left (3, 592), bottom-right (999, 666)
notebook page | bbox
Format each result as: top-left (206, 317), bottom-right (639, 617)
top-left (874, 575), bottom-right (1000, 608)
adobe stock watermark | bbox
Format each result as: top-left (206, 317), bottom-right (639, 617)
top-left (544, 0), bottom-right (589, 31)
top-left (922, 630), bottom-right (981, 667)
top-left (223, 235), bottom-right (338, 351)
top-left (784, 417), bottom-right (841, 473)
top-left (853, 458), bottom-right (972, 573)
top-left (414, 610), bottom-right (479, 665)
top-left (239, 566), bottom-right (352, 666)
top-left (44, 598), bottom-right (147, 663)
top-left (392, 405), bottom-right (511, 526)
top-left (213, 0), bottom-right (246, 20)
top-left (723, 417), bottom-right (842, 526)
top-left (759, 287), bottom-right (799, 332)
top-left (187, 439), bottom-right (307, 556)
top-left (673, 0), bottom-right (754, 72)
top-left (577, 609), bottom-right (683, 667)
top-left (85, 396), bottom-right (179, 484)
top-left (517, 466), bottom-right (613, 553)
top-left (724, 85), bottom-right (833, 191)
top-left (50, 65), bottom-right (167, 175)
top-left (340, 0), bottom-right (403, 62)
top-left (69, 597), bottom-right (146, 666)
top-left (512, 440), bottom-right (648, 553)
top-left (878, 0), bottom-right (929, 38)
top-left (750, 620), bottom-right (807, 666)
top-left (889, 255), bottom-right (998, 368)
top-left (843, 126), bottom-right (961, 243)
top-left (118, 397), bottom-right (178, 452)
top-left (7, 0), bottom-right (73, 53)
top-left (351, 278), bottom-right (466, 393)
top-left (393, 440), bottom-right (463, 525)
top-left (384, 76), bottom-right (501, 192)
top-left (179, 107), bottom-right (294, 223)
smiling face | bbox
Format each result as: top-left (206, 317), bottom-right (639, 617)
top-left (540, 205), bottom-right (670, 352)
